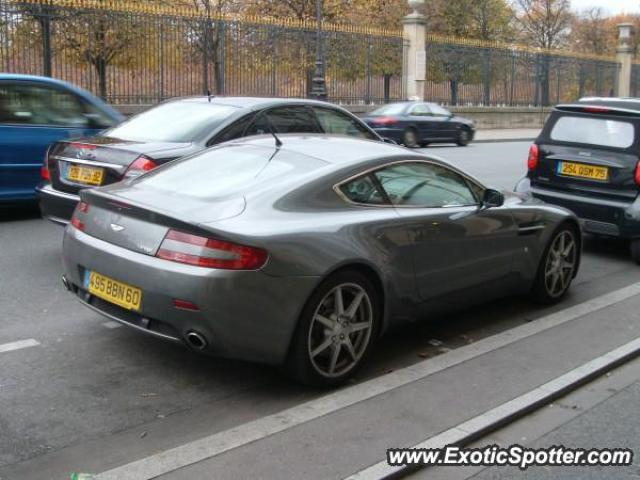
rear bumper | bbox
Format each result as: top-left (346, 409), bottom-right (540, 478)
top-left (62, 226), bottom-right (320, 365)
top-left (36, 183), bottom-right (79, 225)
top-left (528, 183), bottom-right (640, 239)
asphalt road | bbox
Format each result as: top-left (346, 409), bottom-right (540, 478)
top-left (1, 141), bottom-right (639, 479)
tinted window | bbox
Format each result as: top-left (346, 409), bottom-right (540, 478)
top-left (211, 113), bottom-right (256, 144)
top-left (0, 82), bottom-right (89, 126)
top-left (338, 175), bottom-right (388, 205)
top-left (246, 107), bottom-right (320, 136)
top-left (429, 104), bottom-right (452, 117)
top-left (374, 162), bottom-right (477, 207)
top-left (314, 108), bottom-right (376, 140)
top-left (410, 104), bottom-right (431, 116)
top-left (550, 116), bottom-right (635, 149)
top-left (370, 103), bottom-right (407, 115)
top-left (138, 145), bottom-right (326, 199)
top-left (105, 102), bottom-right (238, 142)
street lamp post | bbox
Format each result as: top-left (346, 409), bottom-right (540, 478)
top-left (310, 0), bottom-right (328, 100)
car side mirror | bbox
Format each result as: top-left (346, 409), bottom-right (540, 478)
top-left (482, 188), bottom-right (504, 208)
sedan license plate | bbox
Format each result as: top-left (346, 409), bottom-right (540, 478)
top-left (557, 161), bottom-right (608, 181)
top-left (67, 164), bottom-right (105, 186)
top-left (85, 270), bottom-right (142, 311)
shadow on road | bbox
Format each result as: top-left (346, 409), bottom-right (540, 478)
top-left (0, 202), bottom-right (41, 223)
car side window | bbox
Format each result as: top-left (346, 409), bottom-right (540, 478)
top-left (373, 162), bottom-right (478, 207)
top-left (0, 82), bottom-right (89, 127)
top-left (245, 106), bottom-right (320, 136)
top-left (338, 174), bottom-right (389, 205)
top-left (429, 104), bottom-right (452, 118)
top-left (80, 99), bottom-right (118, 129)
top-left (314, 107), bottom-right (376, 140)
top-left (211, 113), bottom-right (256, 145)
top-left (409, 103), bottom-right (431, 117)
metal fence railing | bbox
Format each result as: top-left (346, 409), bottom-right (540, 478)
top-left (0, 0), bottom-right (405, 105)
top-left (423, 36), bottom-right (621, 107)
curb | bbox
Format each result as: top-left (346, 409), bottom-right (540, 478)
top-left (345, 337), bottom-right (640, 480)
top-left (473, 137), bottom-right (536, 144)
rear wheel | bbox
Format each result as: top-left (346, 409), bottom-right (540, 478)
top-left (456, 128), bottom-right (471, 146)
top-left (285, 271), bottom-right (380, 387)
top-left (530, 225), bottom-right (578, 304)
top-left (630, 239), bottom-right (640, 265)
top-left (402, 128), bottom-right (419, 148)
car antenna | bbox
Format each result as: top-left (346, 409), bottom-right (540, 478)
top-left (257, 110), bottom-right (282, 149)
top-left (207, 90), bottom-right (214, 102)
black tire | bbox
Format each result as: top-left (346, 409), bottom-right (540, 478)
top-left (530, 224), bottom-right (579, 304)
top-left (630, 239), bottom-right (640, 265)
top-left (402, 128), bottom-right (419, 148)
top-left (456, 128), bottom-right (471, 147)
top-left (285, 270), bottom-right (381, 387)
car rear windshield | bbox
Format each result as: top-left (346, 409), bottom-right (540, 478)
top-left (105, 102), bottom-right (238, 142)
top-left (136, 145), bottom-right (325, 199)
top-left (369, 104), bottom-right (407, 115)
top-left (550, 116), bottom-right (635, 149)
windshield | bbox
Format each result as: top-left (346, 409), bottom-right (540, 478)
top-left (550, 116), bottom-right (635, 149)
top-left (369, 103), bottom-right (408, 116)
top-left (104, 102), bottom-right (238, 142)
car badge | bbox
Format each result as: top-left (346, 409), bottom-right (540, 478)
top-left (578, 151), bottom-right (592, 157)
top-left (110, 223), bottom-right (125, 232)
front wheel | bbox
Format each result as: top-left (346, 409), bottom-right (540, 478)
top-left (285, 271), bottom-right (380, 387)
top-left (402, 128), bottom-right (419, 148)
top-left (530, 225), bottom-right (578, 304)
top-left (456, 128), bottom-right (471, 146)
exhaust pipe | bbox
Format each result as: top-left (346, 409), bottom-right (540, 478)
top-left (61, 275), bottom-right (71, 291)
top-left (185, 331), bottom-right (208, 350)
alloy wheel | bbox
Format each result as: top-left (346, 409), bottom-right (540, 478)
top-left (307, 283), bottom-right (373, 378)
top-left (544, 230), bottom-right (577, 298)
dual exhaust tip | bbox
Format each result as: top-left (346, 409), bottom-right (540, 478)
top-left (63, 274), bottom-right (209, 351)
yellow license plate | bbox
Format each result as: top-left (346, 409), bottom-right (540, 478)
top-left (67, 164), bottom-right (104, 186)
top-left (558, 161), bottom-right (609, 181)
top-left (87, 271), bottom-right (142, 311)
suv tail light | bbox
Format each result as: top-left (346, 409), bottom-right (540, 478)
top-left (635, 161), bottom-right (640, 186)
top-left (527, 144), bottom-right (539, 171)
top-left (372, 116), bottom-right (399, 126)
top-left (70, 201), bottom-right (89, 231)
top-left (156, 229), bottom-right (268, 270)
top-left (123, 155), bottom-right (158, 179)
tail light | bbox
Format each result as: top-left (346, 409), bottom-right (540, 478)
top-left (41, 166), bottom-right (51, 181)
top-left (70, 201), bottom-right (89, 231)
top-left (123, 155), bottom-right (158, 179)
top-left (372, 116), bottom-right (399, 126)
top-left (527, 144), bottom-right (539, 171)
top-left (156, 229), bottom-right (268, 270)
top-left (635, 161), bottom-right (640, 186)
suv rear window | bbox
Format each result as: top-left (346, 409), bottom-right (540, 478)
top-left (550, 116), bottom-right (635, 149)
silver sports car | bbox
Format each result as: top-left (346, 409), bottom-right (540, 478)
top-left (62, 135), bottom-right (581, 386)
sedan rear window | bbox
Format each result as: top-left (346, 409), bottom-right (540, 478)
top-left (550, 116), bottom-right (635, 149)
top-left (369, 104), bottom-right (407, 115)
top-left (105, 102), bottom-right (238, 142)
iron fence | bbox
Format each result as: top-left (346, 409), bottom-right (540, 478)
top-left (0, 0), bottom-right (405, 105)
top-left (423, 37), bottom-right (620, 107)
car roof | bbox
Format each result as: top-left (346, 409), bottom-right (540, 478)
top-left (168, 96), bottom-right (351, 110)
top-left (226, 134), bottom-right (418, 165)
top-left (558, 97), bottom-right (640, 116)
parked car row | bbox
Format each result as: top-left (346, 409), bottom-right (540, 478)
top-left (3, 74), bottom-right (638, 386)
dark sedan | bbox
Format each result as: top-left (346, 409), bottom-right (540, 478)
top-left (62, 135), bottom-right (580, 386)
top-left (362, 101), bottom-right (475, 148)
top-left (37, 97), bottom-right (383, 224)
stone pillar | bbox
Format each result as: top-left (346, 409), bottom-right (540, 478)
top-left (402, 0), bottom-right (426, 101)
top-left (616, 23), bottom-right (636, 97)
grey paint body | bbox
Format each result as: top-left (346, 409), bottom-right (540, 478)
top-left (62, 135), bottom-right (580, 365)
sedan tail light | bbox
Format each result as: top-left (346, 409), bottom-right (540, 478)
top-left (156, 229), bottom-right (268, 270)
top-left (635, 161), bottom-right (640, 186)
top-left (372, 116), bottom-right (399, 126)
top-left (123, 155), bottom-right (158, 179)
top-left (70, 201), bottom-right (90, 231)
top-left (527, 144), bottom-right (539, 171)
top-left (41, 166), bottom-right (51, 181)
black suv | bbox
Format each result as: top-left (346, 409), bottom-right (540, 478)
top-left (516, 98), bottom-right (640, 263)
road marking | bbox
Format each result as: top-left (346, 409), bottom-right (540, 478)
top-left (102, 321), bottom-right (122, 329)
top-left (345, 336), bottom-right (640, 480)
top-left (0, 339), bottom-right (40, 354)
top-left (95, 282), bottom-right (640, 480)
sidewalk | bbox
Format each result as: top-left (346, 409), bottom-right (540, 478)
top-left (93, 283), bottom-right (640, 480)
top-left (474, 128), bottom-right (540, 143)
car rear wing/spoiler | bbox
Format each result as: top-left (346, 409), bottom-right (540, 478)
top-left (555, 104), bottom-right (640, 118)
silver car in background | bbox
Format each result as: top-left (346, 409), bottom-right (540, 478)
top-left (62, 135), bottom-right (581, 386)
